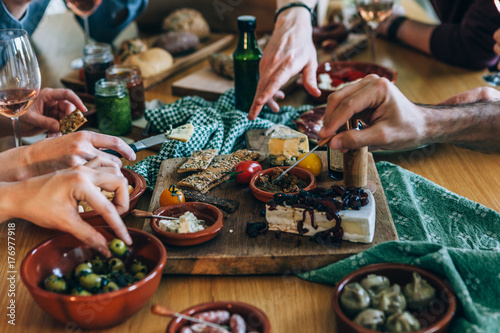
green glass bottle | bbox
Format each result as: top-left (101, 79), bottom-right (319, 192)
top-left (233, 15), bottom-right (262, 112)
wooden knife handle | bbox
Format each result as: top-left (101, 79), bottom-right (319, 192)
top-left (131, 209), bottom-right (153, 218)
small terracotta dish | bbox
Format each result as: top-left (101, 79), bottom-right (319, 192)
top-left (313, 61), bottom-right (397, 103)
top-left (20, 227), bottom-right (167, 329)
top-left (81, 168), bottom-right (146, 226)
top-left (332, 263), bottom-right (456, 333)
top-left (249, 166), bottom-right (316, 203)
top-left (166, 301), bottom-right (271, 333)
top-left (150, 202), bottom-right (224, 246)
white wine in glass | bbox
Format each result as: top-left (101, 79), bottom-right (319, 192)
top-left (0, 29), bottom-right (41, 147)
top-left (482, 0), bottom-right (500, 87)
top-left (355, 0), bottom-right (394, 62)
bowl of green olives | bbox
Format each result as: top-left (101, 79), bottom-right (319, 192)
top-left (20, 227), bottom-right (167, 329)
top-left (332, 263), bottom-right (456, 333)
top-left (81, 168), bottom-right (147, 226)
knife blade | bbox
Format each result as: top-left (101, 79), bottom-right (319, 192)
top-left (271, 134), bottom-right (336, 185)
top-left (103, 133), bottom-right (169, 158)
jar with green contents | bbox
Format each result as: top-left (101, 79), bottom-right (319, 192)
top-left (95, 79), bottom-right (131, 136)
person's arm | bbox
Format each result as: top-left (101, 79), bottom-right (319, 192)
top-left (494, 28), bottom-right (500, 70)
top-left (0, 161), bottom-right (132, 257)
top-left (0, 131), bottom-right (136, 182)
top-left (318, 75), bottom-right (500, 153)
top-left (247, 0), bottom-right (320, 120)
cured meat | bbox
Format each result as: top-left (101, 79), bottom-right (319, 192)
top-left (293, 107), bottom-right (326, 142)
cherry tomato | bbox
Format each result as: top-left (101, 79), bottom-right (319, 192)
top-left (159, 185), bottom-right (185, 206)
top-left (296, 152), bottom-right (323, 177)
top-left (232, 161), bottom-right (262, 184)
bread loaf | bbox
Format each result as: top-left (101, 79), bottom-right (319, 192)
top-left (122, 48), bottom-right (174, 79)
top-left (115, 38), bottom-right (148, 63)
top-left (162, 8), bottom-right (210, 40)
top-left (153, 31), bottom-right (199, 55)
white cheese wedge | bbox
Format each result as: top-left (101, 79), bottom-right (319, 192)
top-left (266, 190), bottom-right (376, 243)
top-left (267, 126), bottom-right (309, 166)
top-left (167, 123), bottom-right (195, 143)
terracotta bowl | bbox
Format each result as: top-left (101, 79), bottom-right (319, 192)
top-left (81, 168), bottom-right (146, 226)
top-left (313, 61), bottom-right (397, 103)
top-left (332, 263), bottom-right (456, 333)
top-left (150, 202), bottom-right (224, 246)
top-left (20, 227), bottom-right (167, 329)
top-left (166, 301), bottom-right (271, 333)
top-left (249, 166), bottom-right (316, 203)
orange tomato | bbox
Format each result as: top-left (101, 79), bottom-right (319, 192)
top-left (159, 185), bottom-right (185, 207)
top-left (296, 152), bottom-right (323, 177)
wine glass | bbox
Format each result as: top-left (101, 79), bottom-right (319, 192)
top-left (482, 0), bottom-right (500, 87)
top-left (355, 0), bottom-right (394, 62)
top-left (65, 0), bottom-right (103, 68)
top-left (0, 29), bottom-right (41, 147)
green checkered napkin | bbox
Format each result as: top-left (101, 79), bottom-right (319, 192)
top-left (299, 161), bottom-right (500, 333)
top-left (129, 89), bottom-right (312, 190)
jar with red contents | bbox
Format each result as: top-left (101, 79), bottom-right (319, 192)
top-left (106, 65), bottom-right (145, 119)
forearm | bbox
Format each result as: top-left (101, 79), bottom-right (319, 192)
top-left (0, 147), bottom-right (32, 182)
top-left (396, 19), bottom-right (435, 54)
top-left (422, 102), bottom-right (500, 153)
top-left (0, 181), bottom-right (23, 222)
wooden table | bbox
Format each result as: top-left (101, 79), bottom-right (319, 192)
top-left (1, 7), bottom-right (500, 333)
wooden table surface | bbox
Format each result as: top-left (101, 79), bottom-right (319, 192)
top-left (1, 6), bottom-right (500, 333)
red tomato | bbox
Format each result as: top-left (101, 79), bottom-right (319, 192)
top-left (232, 161), bottom-right (262, 184)
top-left (347, 70), bottom-right (366, 81)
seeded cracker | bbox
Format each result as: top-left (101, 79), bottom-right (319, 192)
top-left (178, 149), bottom-right (218, 173)
top-left (60, 110), bottom-right (87, 135)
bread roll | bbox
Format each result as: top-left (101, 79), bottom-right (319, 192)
top-left (115, 38), bottom-right (148, 63)
top-left (153, 31), bottom-right (199, 55)
top-left (162, 8), bottom-right (210, 40)
top-left (122, 48), bottom-right (174, 79)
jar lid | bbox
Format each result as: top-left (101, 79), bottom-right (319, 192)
top-left (94, 79), bottom-right (127, 97)
top-left (83, 42), bottom-right (113, 64)
top-left (106, 64), bottom-right (142, 83)
top-left (237, 16), bottom-right (256, 31)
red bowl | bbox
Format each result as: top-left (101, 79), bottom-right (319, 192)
top-left (332, 263), bottom-right (456, 333)
top-left (81, 168), bottom-right (146, 226)
top-left (313, 61), bottom-right (397, 103)
top-left (166, 301), bottom-right (271, 333)
top-left (249, 166), bottom-right (316, 203)
top-left (150, 202), bottom-right (224, 246)
top-left (20, 227), bottom-right (167, 329)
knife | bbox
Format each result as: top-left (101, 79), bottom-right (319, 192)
top-left (103, 133), bottom-right (170, 157)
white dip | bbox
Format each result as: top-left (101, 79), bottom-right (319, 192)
top-left (158, 211), bottom-right (205, 233)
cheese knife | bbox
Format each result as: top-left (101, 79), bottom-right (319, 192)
top-left (103, 133), bottom-right (171, 158)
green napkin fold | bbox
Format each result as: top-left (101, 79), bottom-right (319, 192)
top-left (299, 161), bottom-right (500, 333)
top-left (129, 89), bottom-right (312, 190)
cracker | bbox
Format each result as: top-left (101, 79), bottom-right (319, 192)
top-left (178, 149), bottom-right (218, 173)
top-left (60, 110), bottom-right (87, 135)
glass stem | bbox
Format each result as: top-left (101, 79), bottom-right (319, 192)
top-left (83, 16), bottom-right (90, 45)
top-left (368, 25), bottom-right (376, 63)
top-left (12, 117), bottom-right (22, 147)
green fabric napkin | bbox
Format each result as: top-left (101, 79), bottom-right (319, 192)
top-left (299, 161), bottom-right (500, 333)
top-left (129, 89), bottom-right (312, 190)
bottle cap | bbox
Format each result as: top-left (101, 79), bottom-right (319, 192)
top-left (237, 15), bottom-right (256, 31)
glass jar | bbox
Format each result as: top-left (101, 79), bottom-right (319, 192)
top-left (106, 65), bottom-right (145, 120)
top-left (83, 43), bottom-right (114, 96)
top-left (95, 79), bottom-right (131, 136)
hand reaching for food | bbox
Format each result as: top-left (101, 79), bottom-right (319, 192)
top-left (0, 163), bottom-right (132, 257)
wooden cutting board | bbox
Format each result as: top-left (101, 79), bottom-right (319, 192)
top-left (143, 150), bottom-right (397, 275)
top-left (61, 33), bottom-right (234, 91)
top-left (171, 33), bottom-right (368, 99)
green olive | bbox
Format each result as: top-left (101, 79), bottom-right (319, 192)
top-left (79, 273), bottom-right (102, 292)
top-left (71, 288), bottom-right (92, 296)
top-left (130, 260), bottom-right (148, 275)
top-left (108, 238), bottom-right (128, 257)
top-left (102, 281), bottom-right (120, 293)
top-left (108, 258), bottom-right (125, 273)
top-left (74, 262), bottom-right (92, 278)
top-left (44, 274), bottom-right (67, 293)
top-left (91, 257), bottom-right (106, 274)
top-left (133, 272), bottom-right (146, 281)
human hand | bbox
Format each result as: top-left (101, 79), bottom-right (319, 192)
top-left (494, 28), bottom-right (500, 70)
top-left (247, 9), bottom-right (321, 120)
top-left (438, 86), bottom-right (500, 105)
top-left (0, 161), bottom-right (131, 256)
top-left (318, 75), bottom-right (427, 151)
top-left (18, 88), bottom-right (87, 137)
top-left (21, 131), bottom-right (136, 179)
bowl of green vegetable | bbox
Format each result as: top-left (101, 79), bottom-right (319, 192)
top-left (20, 227), bottom-right (167, 329)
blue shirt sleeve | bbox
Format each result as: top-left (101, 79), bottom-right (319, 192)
top-left (79, 0), bottom-right (149, 43)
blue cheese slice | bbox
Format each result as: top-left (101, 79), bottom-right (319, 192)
top-left (266, 190), bottom-right (376, 243)
top-left (167, 123), bottom-right (195, 143)
top-left (267, 126), bottom-right (309, 166)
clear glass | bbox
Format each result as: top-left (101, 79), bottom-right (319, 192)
top-left (0, 29), bottom-right (41, 147)
top-left (355, 0), bottom-right (395, 62)
top-left (482, 0), bottom-right (500, 86)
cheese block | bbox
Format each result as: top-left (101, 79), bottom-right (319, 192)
top-left (267, 126), bottom-right (309, 166)
top-left (167, 123), bottom-right (195, 143)
top-left (266, 190), bottom-right (375, 243)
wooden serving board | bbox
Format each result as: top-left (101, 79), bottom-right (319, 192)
top-left (143, 150), bottom-right (397, 275)
top-left (61, 33), bottom-right (235, 91)
top-left (171, 33), bottom-right (368, 99)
